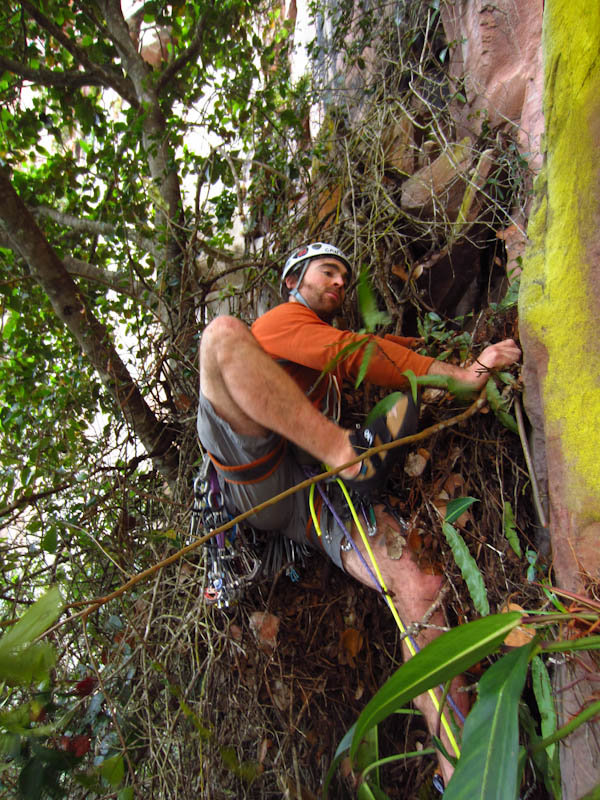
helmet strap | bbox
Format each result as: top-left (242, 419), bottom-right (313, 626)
top-left (288, 259), bottom-right (313, 310)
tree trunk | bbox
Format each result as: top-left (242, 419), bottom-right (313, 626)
top-left (0, 170), bottom-right (180, 485)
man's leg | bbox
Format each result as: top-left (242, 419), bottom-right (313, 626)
top-left (342, 505), bottom-right (469, 785)
top-left (200, 316), bottom-right (360, 475)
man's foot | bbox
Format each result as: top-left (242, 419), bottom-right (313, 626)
top-left (343, 393), bottom-right (418, 493)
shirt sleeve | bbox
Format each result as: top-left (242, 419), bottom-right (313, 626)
top-left (252, 304), bottom-right (435, 389)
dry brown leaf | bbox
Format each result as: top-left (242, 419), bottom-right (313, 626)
top-left (258, 738), bottom-right (272, 765)
top-left (502, 602), bottom-right (534, 647)
top-left (249, 611), bottom-right (280, 650)
top-left (271, 679), bottom-right (291, 711)
top-left (340, 628), bottom-right (364, 659)
top-left (443, 473), bottom-right (465, 496)
top-left (384, 523), bottom-right (406, 559)
top-left (405, 451), bottom-right (428, 477)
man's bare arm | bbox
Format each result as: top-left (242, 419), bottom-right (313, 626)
top-left (426, 339), bottom-right (522, 389)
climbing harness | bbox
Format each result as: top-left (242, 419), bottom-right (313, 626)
top-left (190, 456), bottom-right (310, 608)
top-left (190, 456), bottom-right (257, 607)
top-left (308, 473), bottom-right (463, 761)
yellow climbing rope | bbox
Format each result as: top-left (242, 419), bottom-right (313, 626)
top-left (309, 479), bottom-right (461, 759)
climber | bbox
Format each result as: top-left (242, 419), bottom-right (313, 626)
top-left (197, 242), bottom-right (521, 783)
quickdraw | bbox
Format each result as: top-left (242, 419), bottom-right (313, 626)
top-left (190, 456), bottom-right (260, 608)
top-left (190, 456), bottom-right (310, 608)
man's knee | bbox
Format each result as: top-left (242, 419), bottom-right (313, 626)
top-left (200, 316), bottom-right (252, 363)
top-left (202, 315), bottom-right (249, 347)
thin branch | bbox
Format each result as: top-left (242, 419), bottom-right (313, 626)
top-left (155, 17), bottom-right (207, 94)
top-left (514, 396), bottom-right (548, 529)
top-left (0, 55), bottom-right (108, 93)
top-left (32, 206), bottom-right (157, 258)
top-left (64, 391), bottom-right (489, 620)
top-left (0, 482), bottom-right (72, 519)
top-left (62, 257), bottom-right (169, 324)
top-left (19, 0), bottom-right (138, 106)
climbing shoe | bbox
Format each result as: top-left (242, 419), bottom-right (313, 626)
top-left (344, 392), bottom-right (418, 494)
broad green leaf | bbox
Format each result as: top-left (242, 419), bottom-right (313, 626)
top-left (355, 725), bottom-right (380, 789)
top-left (1, 311), bottom-right (18, 340)
top-left (445, 643), bottom-right (534, 799)
top-left (486, 378), bottom-right (502, 412)
top-left (99, 754), bottom-right (125, 787)
top-left (442, 522), bottom-right (490, 615)
top-left (118, 788), bottom-right (134, 800)
top-left (502, 501), bottom-right (522, 557)
top-left (18, 756), bottom-right (45, 800)
top-left (497, 409), bottom-right (519, 434)
top-left (350, 613), bottom-right (522, 759)
top-left (364, 392), bottom-right (404, 428)
top-left (0, 641), bottom-right (55, 686)
top-left (445, 497), bottom-right (479, 525)
top-left (0, 587), bottom-right (63, 653)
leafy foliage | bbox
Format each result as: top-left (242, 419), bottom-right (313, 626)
top-left (0, 0), bottom-right (573, 797)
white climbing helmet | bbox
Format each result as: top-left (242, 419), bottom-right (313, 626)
top-left (281, 242), bottom-right (352, 286)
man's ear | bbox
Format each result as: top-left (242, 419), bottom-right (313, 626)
top-left (285, 274), bottom-right (298, 290)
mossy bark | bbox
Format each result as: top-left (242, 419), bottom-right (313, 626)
top-left (519, 1), bottom-right (600, 795)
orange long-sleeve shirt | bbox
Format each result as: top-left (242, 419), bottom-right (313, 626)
top-left (251, 303), bottom-right (434, 412)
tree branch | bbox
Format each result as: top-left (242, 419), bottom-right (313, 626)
top-left (0, 170), bottom-right (179, 484)
top-left (63, 256), bottom-right (169, 325)
top-left (0, 55), bottom-right (108, 93)
top-left (19, 0), bottom-right (138, 107)
top-left (155, 17), bottom-right (206, 94)
top-left (32, 205), bottom-right (158, 259)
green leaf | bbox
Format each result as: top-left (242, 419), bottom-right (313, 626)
top-left (0, 587), bottom-right (63, 652)
top-left (502, 501), bottom-right (522, 557)
top-left (350, 613), bottom-right (522, 760)
top-left (497, 409), bottom-right (519, 434)
top-left (445, 496), bottom-right (478, 525)
top-left (402, 369), bottom-right (418, 405)
top-left (357, 268), bottom-right (390, 331)
top-left (118, 788), bottom-right (134, 800)
top-left (486, 380), bottom-right (518, 433)
top-left (2, 311), bottom-right (18, 340)
top-left (99, 754), bottom-right (125, 787)
top-left (364, 392), bottom-right (404, 427)
top-left (485, 378), bottom-right (502, 411)
top-left (444, 643), bottom-right (535, 800)
top-left (531, 656), bottom-right (558, 778)
top-left (0, 641), bottom-right (56, 685)
top-left (355, 725), bottom-right (380, 789)
top-left (355, 339), bottom-right (375, 388)
top-left (442, 522), bottom-right (490, 615)
top-left (541, 635), bottom-right (600, 653)
top-left (41, 526), bottom-right (58, 554)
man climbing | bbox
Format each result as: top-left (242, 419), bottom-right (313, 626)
top-left (197, 242), bottom-right (521, 784)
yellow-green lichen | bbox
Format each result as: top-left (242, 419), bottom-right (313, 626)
top-left (520, 0), bottom-right (600, 514)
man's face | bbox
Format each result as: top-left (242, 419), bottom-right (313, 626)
top-left (286, 256), bottom-right (349, 318)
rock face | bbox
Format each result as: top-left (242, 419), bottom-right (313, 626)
top-left (519, 2), bottom-right (600, 794)
top-left (440, 0), bottom-right (544, 172)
